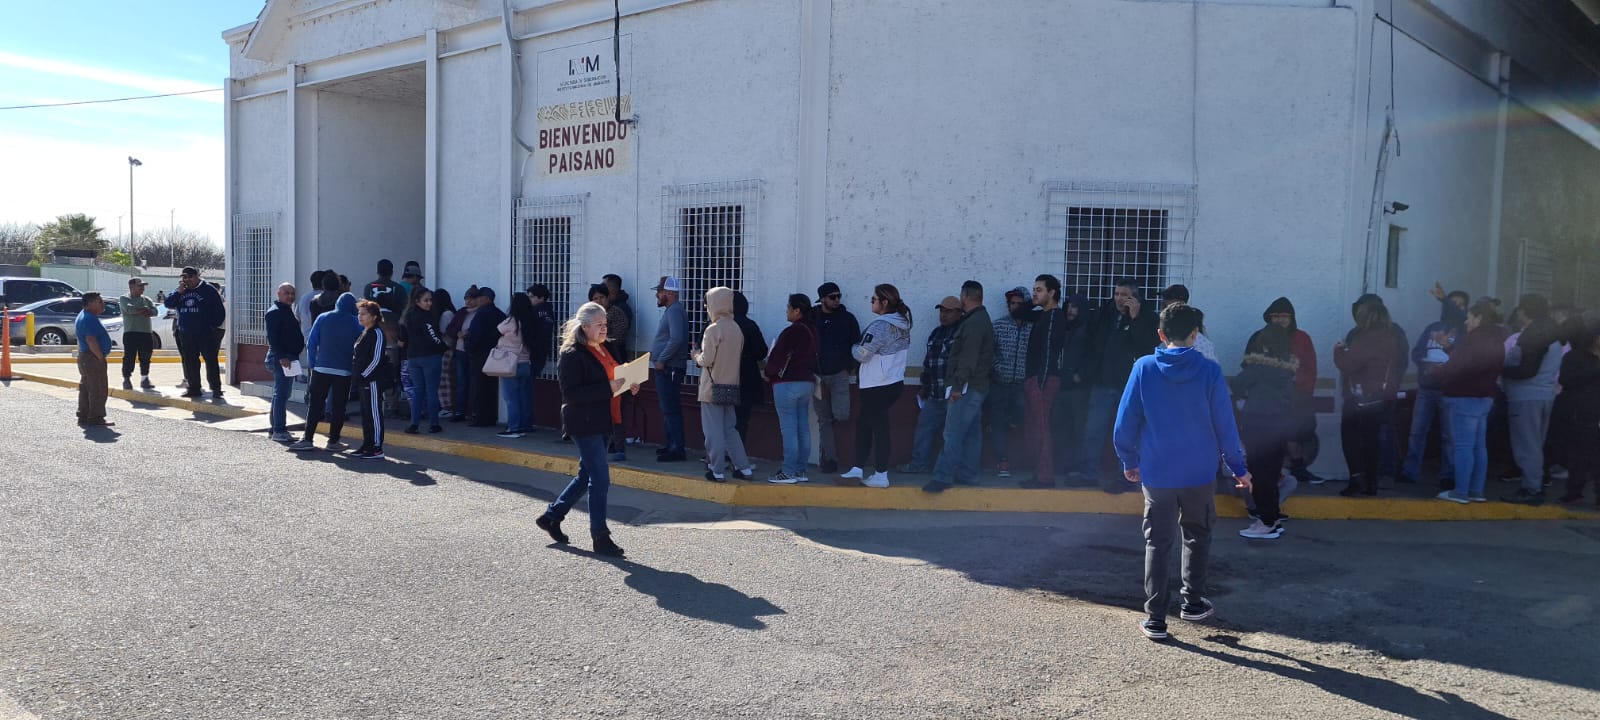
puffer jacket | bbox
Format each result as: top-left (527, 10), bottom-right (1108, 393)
top-left (692, 287), bottom-right (745, 403)
top-left (851, 312), bottom-right (912, 389)
top-left (1234, 352), bottom-right (1298, 418)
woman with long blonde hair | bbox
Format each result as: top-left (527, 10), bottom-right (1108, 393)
top-left (536, 302), bottom-right (638, 557)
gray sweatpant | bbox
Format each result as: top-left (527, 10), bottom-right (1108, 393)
top-left (1142, 483), bottom-right (1215, 622)
top-left (814, 371), bottom-right (852, 463)
top-left (702, 402), bottom-right (751, 474)
top-left (1508, 398), bottom-right (1554, 493)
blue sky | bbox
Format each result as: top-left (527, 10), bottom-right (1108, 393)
top-left (0, 1), bottom-right (266, 249)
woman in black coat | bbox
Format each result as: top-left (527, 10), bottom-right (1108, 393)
top-left (536, 301), bottom-right (640, 557)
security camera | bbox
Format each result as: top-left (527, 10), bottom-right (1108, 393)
top-left (1385, 201), bottom-right (1410, 214)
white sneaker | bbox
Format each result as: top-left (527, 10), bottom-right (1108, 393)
top-left (1436, 490), bottom-right (1470, 505)
top-left (1238, 519), bottom-right (1282, 540)
top-left (767, 472), bottom-right (799, 484)
top-left (863, 471), bottom-right (890, 488)
top-left (840, 466), bottom-right (865, 480)
top-left (793, 475), bottom-right (810, 483)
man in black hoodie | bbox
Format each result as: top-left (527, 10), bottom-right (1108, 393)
top-left (466, 288), bottom-right (507, 427)
top-left (813, 281), bottom-right (861, 474)
top-left (1075, 279), bottom-right (1158, 487)
top-left (731, 292), bottom-right (767, 445)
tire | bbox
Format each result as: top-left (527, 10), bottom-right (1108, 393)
top-left (35, 328), bottom-right (67, 346)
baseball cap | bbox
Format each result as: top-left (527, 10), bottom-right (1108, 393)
top-left (934, 296), bottom-right (962, 311)
top-left (1005, 286), bottom-right (1029, 300)
top-left (653, 276), bottom-right (682, 292)
top-left (128, 277), bottom-right (148, 286)
top-left (816, 281), bottom-right (841, 300)
top-left (180, 266), bottom-right (199, 277)
top-left (402, 260), bottom-right (423, 278)
top-left (1160, 284), bottom-right (1190, 303)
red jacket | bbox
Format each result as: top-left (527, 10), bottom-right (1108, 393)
top-left (1290, 329), bottom-right (1317, 395)
top-left (1431, 325), bottom-right (1506, 398)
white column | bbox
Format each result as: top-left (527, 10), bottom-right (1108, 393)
top-left (223, 76), bottom-right (238, 386)
top-left (796, 0), bottom-right (831, 294)
top-left (424, 29), bottom-right (440, 287)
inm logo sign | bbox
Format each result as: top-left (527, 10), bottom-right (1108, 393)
top-left (569, 54), bottom-right (602, 76)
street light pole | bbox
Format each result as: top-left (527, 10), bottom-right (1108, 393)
top-left (128, 157), bottom-right (142, 266)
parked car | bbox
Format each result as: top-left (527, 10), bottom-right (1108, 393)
top-left (0, 277), bottom-right (80, 309)
top-left (5, 297), bottom-right (121, 347)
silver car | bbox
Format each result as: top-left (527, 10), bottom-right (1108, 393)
top-left (5, 297), bottom-right (123, 347)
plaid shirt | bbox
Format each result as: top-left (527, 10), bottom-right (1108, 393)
top-left (919, 323), bottom-right (958, 398)
top-left (991, 317), bottom-right (1032, 385)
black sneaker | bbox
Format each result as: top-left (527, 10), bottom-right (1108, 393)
top-left (819, 458), bottom-right (839, 474)
top-left (140, 377), bottom-right (155, 390)
top-left (428, 425), bottom-right (443, 434)
top-left (404, 425), bottom-right (420, 434)
top-left (535, 515), bottom-right (569, 545)
top-left (1501, 489), bottom-right (1545, 505)
top-left (1180, 598), bottom-right (1214, 622)
top-left (122, 378), bottom-right (133, 389)
top-left (1140, 619), bottom-right (1169, 641)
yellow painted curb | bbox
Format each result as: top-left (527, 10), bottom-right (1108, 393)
top-left (9, 371), bottom-right (1595, 521)
top-left (10, 355), bottom-right (195, 364)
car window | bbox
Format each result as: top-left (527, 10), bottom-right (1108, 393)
top-left (52, 299), bottom-right (82, 315)
top-left (6, 281), bottom-right (39, 305)
top-left (102, 300), bottom-right (121, 317)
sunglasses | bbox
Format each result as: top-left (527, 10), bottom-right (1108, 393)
top-left (825, 294), bottom-right (841, 300)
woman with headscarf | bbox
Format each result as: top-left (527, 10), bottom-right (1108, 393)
top-left (692, 287), bottom-right (754, 482)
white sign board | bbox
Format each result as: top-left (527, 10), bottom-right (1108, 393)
top-left (535, 36), bottom-right (632, 178)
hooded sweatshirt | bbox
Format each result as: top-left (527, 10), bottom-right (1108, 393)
top-left (164, 279), bottom-right (226, 336)
top-left (851, 312), bottom-right (912, 389)
top-left (1061, 295), bottom-right (1092, 388)
top-left (732, 292), bottom-right (768, 398)
top-left (692, 287), bottom-right (744, 403)
top-left (307, 293), bottom-right (362, 375)
top-left (1113, 345), bottom-right (1247, 489)
top-left (1262, 297), bottom-right (1318, 395)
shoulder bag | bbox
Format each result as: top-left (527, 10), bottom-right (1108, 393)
top-left (483, 347), bottom-right (519, 377)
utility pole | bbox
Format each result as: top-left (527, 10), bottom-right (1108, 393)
top-left (128, 157), bottom-right (142, 266)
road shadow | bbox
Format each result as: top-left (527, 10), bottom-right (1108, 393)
top-left (80, 425), bottom-right (120, 443)
top-left (780, 515), bottom-right (1600, 695)
top-left (290, 450), bottom-right (437, 485)
top-left (554, 546), bottom-right (784, 630)
top-left (1169, 634), bottom-right (1510, 720)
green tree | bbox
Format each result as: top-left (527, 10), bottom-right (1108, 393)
top-left (35, 213), bottom-right (109, 260)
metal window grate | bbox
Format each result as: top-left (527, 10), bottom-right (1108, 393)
top-left (230, 212), bottom-right (276, 345)
top-left (1045, 180), bottom-right (1195, 304)
top-left (513, 194), bottom-right (586, 378)
top-left (1518, 239), bottom-right (1555, 301)
top-left (662, 180), bottom-right (761, 378)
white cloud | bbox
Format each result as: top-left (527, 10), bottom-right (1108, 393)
top-left (0, 51), bottom-right (221, 104)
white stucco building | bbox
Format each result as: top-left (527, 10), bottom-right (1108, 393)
top-left (222, 0), bottom-right (1600, 467)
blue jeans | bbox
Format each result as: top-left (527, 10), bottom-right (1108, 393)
top-left (1444, 396), bottom-right (1493, 500)
top-left (452, 349), bottom-right (472, 416)
top-left (933, 388), bottom-right (987, 485)
top-left (501, 361), bottom-right (533, 432)
top-left (545, 434), bottom-right (612, 536)
top-left (407, 354), bottom-right (443, 427)
top-left (657, 366), bottom-right (686, 452)
top-left (1079, 385), bottom-right (1122, 477)
top-left (909, 396), bottom-right (948, 469)
top-left (265, 354), bottom-right (293, 435)
top-left (1403, 388), bottom-right (1453, 481)
top-left (772, 381), bottom-right (813, 476)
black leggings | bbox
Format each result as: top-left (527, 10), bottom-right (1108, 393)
top-left (359, 379), bottom-right (384, 451)
top-left (303, 371), bottom-right (351, 443)
top-left (1242, 415), bottom-right (1289, 524)
top-left (1340, 401), bottom-right (1388, 493)
top-left (855, 382), bottom-right (902, 472)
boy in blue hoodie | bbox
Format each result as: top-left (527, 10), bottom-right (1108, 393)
top-left (289, 293), bottom-right (362, 451)
top-left (1114, 303), bottom-right (1251, 642)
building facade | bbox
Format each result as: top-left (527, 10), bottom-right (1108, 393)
top-left (223, 0), bottom-right (1600, 471)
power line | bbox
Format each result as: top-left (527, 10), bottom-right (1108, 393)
top-left (0, 88), bottom-right (221, 111)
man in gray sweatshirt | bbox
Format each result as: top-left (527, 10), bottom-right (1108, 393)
top-left (651, 276), bottom-right (689, 461)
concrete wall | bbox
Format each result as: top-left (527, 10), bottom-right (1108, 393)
top-left (233, 94), bottom-right (289, 221)
top-left (436, 46), bottom-right (505, 298)
top-left (827, 0), bottom-right (1357, 373)
top-left (314, 90), bottom-right (426, 282)
top-left (1498, 103), bottom-right (1600, 304)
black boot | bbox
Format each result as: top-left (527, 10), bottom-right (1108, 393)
top-left (535, 514), bottom-right (569, 545)
top-left (592, 532), bottom-right (625, 558)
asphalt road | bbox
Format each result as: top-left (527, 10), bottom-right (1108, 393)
top-left (1, 380), bottom-right (1598, 719)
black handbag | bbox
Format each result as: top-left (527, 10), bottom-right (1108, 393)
top-left (710, 383), bottom-right (741, 406)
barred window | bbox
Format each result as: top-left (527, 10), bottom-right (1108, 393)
top-left (230, 212), bottom-right (276, 345)
top-left (1518, 239), bottom-right (1554, 301)
top-left (513, 194), bottom-right (585, 377)
top-left (1046, 181), bottom-right (1195, 304)
top-left (662, 180), bottom-right (761, 376)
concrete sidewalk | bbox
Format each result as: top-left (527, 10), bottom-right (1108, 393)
top-left (12, 359), bottom-right (1596, 521)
